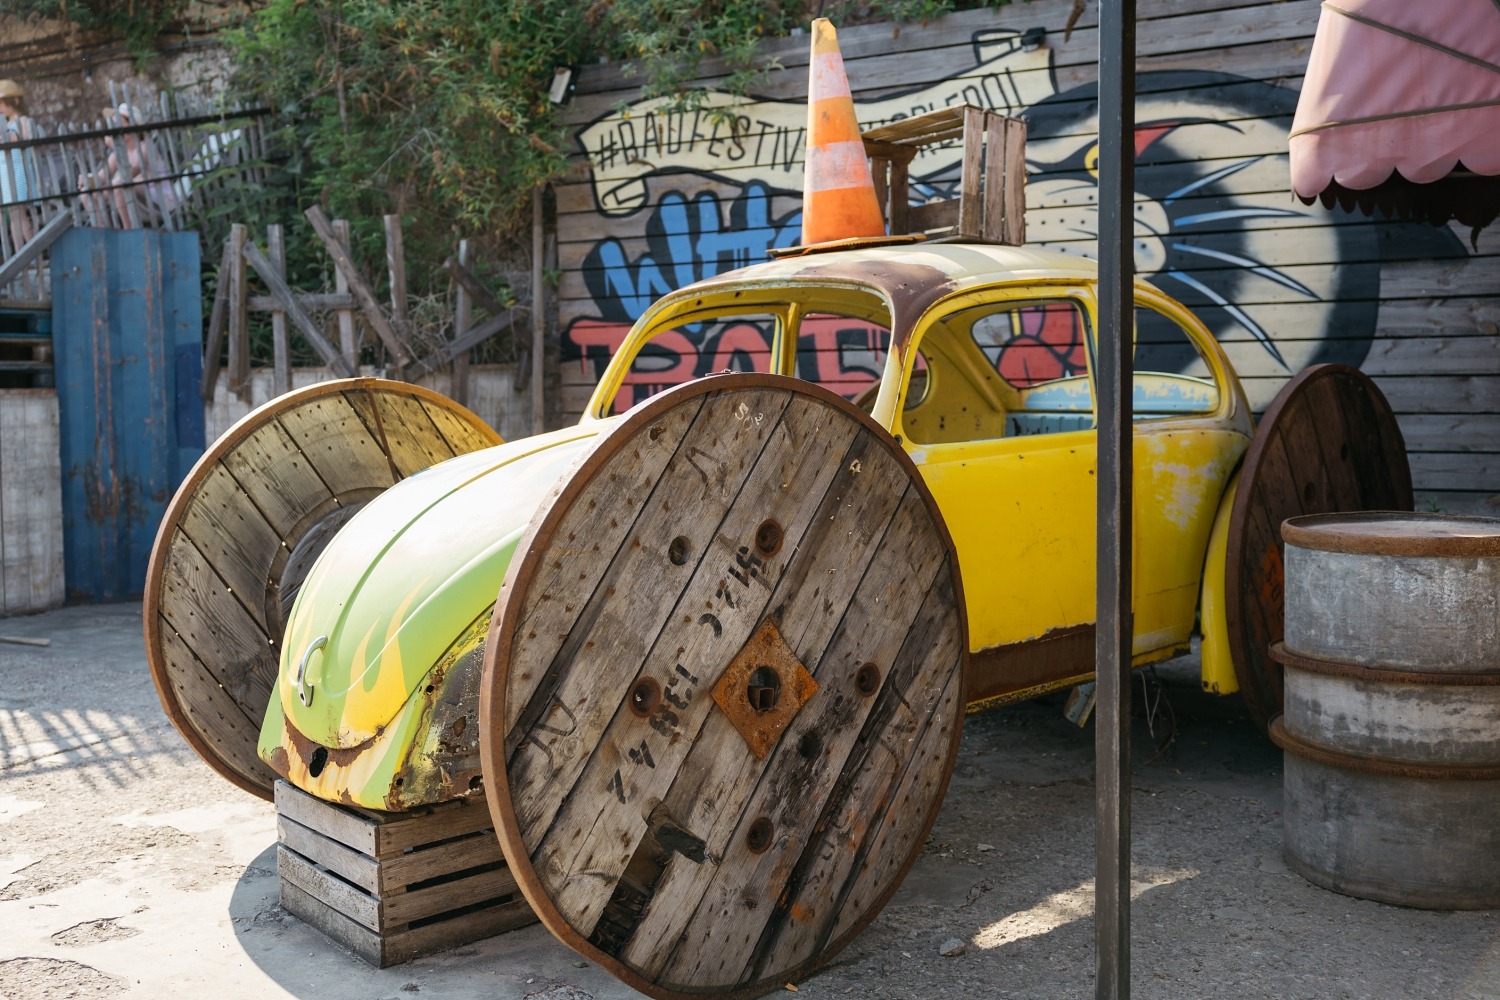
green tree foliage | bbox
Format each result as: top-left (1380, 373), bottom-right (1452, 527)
top-left (223, 0), bottom-right (1011, 270)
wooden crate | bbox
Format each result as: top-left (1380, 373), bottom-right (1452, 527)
top-left (274, 780), bottom-right (536, 967)
top-left (862, 104), bottom-right (1027, 246)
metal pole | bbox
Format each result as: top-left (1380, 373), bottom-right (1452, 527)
top-left (531, 186), bottom-right (546, 435)
top-left (1095, 1), bottom-right (1136, 999)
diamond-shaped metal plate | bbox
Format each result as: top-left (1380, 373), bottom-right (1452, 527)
top-left (711, 619), bottom-right (819, 759)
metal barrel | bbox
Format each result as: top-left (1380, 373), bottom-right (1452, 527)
top-left (1271, 512), bottom-right (1500, 909)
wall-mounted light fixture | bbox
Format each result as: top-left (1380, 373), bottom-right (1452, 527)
top-left (549, 66), bottom-right (576, 105)
top-left (1021, 26), bottom-right (1047, 51)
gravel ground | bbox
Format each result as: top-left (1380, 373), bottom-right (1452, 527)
top-left (0, 603), bottom-right (1495, 999)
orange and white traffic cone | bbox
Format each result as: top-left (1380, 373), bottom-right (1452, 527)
top-left (800, 18), bottom-right (887, 246)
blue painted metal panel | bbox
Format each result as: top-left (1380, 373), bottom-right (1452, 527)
top-left (52, 228), bottom-right (204, 603)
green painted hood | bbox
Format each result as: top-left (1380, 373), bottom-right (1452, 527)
top-left (274, 422), bottom-right (607, 749)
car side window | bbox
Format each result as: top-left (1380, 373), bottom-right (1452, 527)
top-left (607, 314), bottom-right (778, 414)
top-left (968, 298), bottom-right (1095, 438)
top-left (1134, 305), bottom-right (1221, 418)
top-left (796, 312), bottom-right (892, 403)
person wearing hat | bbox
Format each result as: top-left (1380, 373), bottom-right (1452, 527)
top-left (0, 79), bottom-right (36, 245)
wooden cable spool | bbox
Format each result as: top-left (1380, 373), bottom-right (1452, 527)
top-left (479, 374), bottom-right (967, 999)
top-left (145, 378), bottom-right (502, 799)
top-left (1224, 364), bottom-right (1413, 733)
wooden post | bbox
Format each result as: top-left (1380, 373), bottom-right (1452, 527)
top-left (241, 243), bottom-right (356, 377)
top-left (199, 239), bottom-right (235, 402)
top-left (268, 223), bottom-right (291, 396)
top-left (227, 223), bottom-right (250, 400)
top-left (531, 186), bottom-right (545, 434)
top-left (384, 213), bottom-right (409, 342)
top-left (304, 205), bottom-right (413, 373)
top-left (332, 219), bottom-right (359, 372)
top-left (453, 238), bottom-right (471, 407)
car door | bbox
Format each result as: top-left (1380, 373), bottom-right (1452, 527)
top-left (892, 284), bottom-right (1102, 701)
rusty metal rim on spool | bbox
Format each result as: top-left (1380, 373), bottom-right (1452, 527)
top-left (1270, 642), bottom-right (1500, 686)
top-left (1269, 716), bottom-right (1500, 781)
top-left (144, 377), bottom-right (503, 802)
top-left (1282, 511), bottom-right (1500, 558)
top-left (478, 372), bottom-right (969, 1000)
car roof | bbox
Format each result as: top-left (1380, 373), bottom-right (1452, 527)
top-left (682, 241), bottom-right (1112, 306)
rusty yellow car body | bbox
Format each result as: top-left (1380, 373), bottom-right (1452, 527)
top-left (261, 242), bottom-right (1251, 810)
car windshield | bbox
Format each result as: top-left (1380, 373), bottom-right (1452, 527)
top-left (600, 287), bottom-right (893, 415)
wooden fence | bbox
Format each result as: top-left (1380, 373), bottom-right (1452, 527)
top-left (204, 208), bottom-right (531, 415)
top-left (0, 82), bottom-right (270, 303)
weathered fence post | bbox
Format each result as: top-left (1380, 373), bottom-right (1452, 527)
top-left (227, 223), bottom-right (249, 399)
top-left (453, 237), bottom-right (471, 406)
top-left (268, 223), bottom-right (290, 396)
top-left (332, 218), bottom-right (359, 372)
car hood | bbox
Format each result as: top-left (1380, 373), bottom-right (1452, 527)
top-left (275, 421), bottom-right (608, 749)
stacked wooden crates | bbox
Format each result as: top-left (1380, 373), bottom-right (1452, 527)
top-left (275, 781), bottom-right (535, 966)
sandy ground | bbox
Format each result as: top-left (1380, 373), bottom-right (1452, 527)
top-left (0, 602), bottom-right (1496, 999)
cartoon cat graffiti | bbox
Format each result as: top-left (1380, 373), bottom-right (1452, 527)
top-left (563, 29), bottom-right (1462, 413)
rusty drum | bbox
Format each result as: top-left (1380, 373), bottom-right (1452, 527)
top-left (1270, 512), bottom-right (1500, 909)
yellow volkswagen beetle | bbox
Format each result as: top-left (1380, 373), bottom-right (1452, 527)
top-left (245, 241), bottom-right (1252, 810)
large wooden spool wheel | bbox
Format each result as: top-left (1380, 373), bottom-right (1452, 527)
top-left (479, 374), bottom-right (967, 1000)
top-left (145, 378), bottom-right (502, 800)
top-left (1225, 364), bottom-right (1413, 733)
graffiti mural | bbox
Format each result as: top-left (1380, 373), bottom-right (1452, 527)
top-left (563, 29), bottom-right (1463, 413)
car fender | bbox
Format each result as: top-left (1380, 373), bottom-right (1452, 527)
top-left (1198, 469), bottom-right (1240, 695)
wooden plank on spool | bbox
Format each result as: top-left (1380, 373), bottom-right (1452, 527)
top-left (273, 391), bottom-right (400, 490)
top-left (342, 386), bottom-right (457, 477)
top-left (650, 499), bottom-right (955, 986)
top-left (158, 623), bottom-right (277, 791)
top-left (220, 417), bottom-right (338, 537)
top-left (176, 461), bottom-right (282, 631)
top-left (419, 396), bottom-right (502, 454)
top-left (480, 374), bottom-right (966, 999)
top-left (158, 534), bottom-right (277, 710)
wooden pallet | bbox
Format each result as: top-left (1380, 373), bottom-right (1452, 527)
top-left (862, 104), bottom-right (1026, 245)
top-left (274, 780), bottom-right (535, 967)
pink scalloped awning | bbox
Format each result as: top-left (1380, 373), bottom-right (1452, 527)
top-left (1290, 0), bottom-right (1500, 226)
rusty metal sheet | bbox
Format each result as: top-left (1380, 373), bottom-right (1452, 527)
top-left (1224, 364), bottom-right (1413, 733)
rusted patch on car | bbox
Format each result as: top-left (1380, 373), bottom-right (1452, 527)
top-left (798, 259), bottom-right (958, 354)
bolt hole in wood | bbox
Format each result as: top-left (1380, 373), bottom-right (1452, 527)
top-left (754, 518), bottom-right (784, 558)
top-left (668, 536), bottom-right (691, 566)
top-left (629, 677), bottom-right (662, 717)
top-left (746, 816), bottom-right (775, 854)
top-left (747, 666), bottom-right (781, 713)
top-left (798, 730), bottom-right (822, 760)
top-left (855, 661), bottom-right (882, 696)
